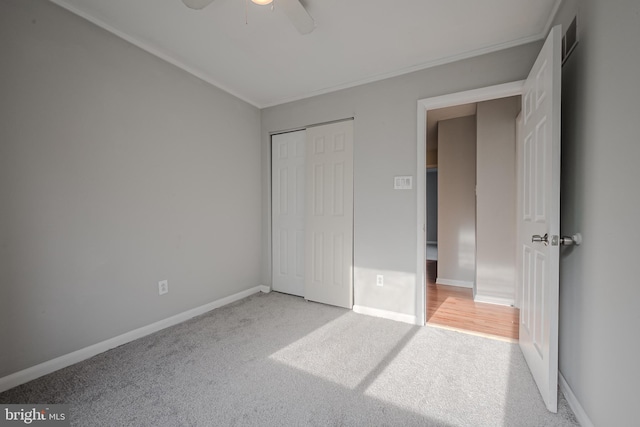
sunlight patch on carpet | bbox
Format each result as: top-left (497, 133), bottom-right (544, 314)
top-left (363, 328), bottom-right (514, 422)
top-left (269, 313), bottom-right (412, 389)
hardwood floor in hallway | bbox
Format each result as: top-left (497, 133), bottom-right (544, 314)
top-left (426, 260), bottom-right (519, 340)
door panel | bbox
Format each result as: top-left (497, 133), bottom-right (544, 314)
top-left (272, 131), bottom-right (306, 296)
top-left (305, 121), bottom-right (354, 308)
top-left (517, 25), bottom-right (562, 413)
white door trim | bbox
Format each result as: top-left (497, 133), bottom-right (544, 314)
top-left (416, 81), bottom-right (525, 326)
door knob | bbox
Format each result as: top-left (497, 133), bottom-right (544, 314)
top-left (532, 233), bottom-right (549, 246)
top-left (560, 233), bottom-right (582, 246)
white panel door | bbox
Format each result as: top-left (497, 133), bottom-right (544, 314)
top-left (517, 25), bottom-right (562, 413)
top-left (272, 131), bottom-right (306, 296)
top-left (305, 121), bottom-right (354, 308)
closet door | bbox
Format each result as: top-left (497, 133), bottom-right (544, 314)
top-left (305, 121), bottom-right (354, 308)
top-left (272, 131), bottom-right (306, 296)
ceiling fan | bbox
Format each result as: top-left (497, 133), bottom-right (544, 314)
top-left (181, 0), bottom-right (315, 35)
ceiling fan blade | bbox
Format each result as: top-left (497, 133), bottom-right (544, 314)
top-left (182, 0), bottom-right (215, 10)
top-left (279, 0), bottom-right (315, 35)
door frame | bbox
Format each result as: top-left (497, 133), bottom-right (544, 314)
top-left (416, 81), bottom-right (525, 326)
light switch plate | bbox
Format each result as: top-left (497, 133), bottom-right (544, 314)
top-left (394, 176), bottom-right (413, 190)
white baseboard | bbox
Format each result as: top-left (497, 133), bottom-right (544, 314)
top-left (559, 372), bottom-right (594, 427)
top-left (0, 285), bottom-right (267, 393)
top-left (259, 285), bottom-right (271, 293)
top-left (436, 278), bottom-right (474, 288)
top-left (474, 294), bottom-right (515, 307)
top-left (353, 305), bottom-right (420, 325)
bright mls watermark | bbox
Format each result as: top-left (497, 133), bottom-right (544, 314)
top-left (1, 405), bottom-right (69, 426)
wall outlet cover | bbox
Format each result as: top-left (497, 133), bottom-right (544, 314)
top-left (158, 280), bottom-right (168, 295)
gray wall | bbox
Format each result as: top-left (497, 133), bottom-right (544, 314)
top-left (262, 42), bottom-right (542, 318)
top-left (0, 0), bottom-right (262, 377)
top-left (475, 97), bottom-right (520, 303)
top-left (426, 170), bottom-right (438, 243)
top-left (437, 116), bottom-right (477, 285)
top-left (552, 0), bottom-right (639, 425)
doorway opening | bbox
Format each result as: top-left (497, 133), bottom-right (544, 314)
top-left (425, 100), bottom-right (520, 340)
top-left (416, 83), bottom-right (524, 340)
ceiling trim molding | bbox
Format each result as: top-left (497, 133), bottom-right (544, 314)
top-left (49, 0), bottom-right (261, 108)
top-left (50, 0), bottom-right (560, 110)
top-left (260, 34), bottom-right (542, 108)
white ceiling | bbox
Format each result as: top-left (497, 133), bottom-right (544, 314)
top-left (51, 0), bottom-right (561, 108)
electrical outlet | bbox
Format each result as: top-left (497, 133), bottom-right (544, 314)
top-left (158, 280), bottom-right (168, 295)
top-left (376, 275), bottom-right (384, 287)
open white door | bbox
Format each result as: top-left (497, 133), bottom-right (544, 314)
top-left (305, 121), bottom-right (354, 308)
top-left (272, 131), bottom-right (306, 297)
top-left (517, 25), bottom-right (562, 412)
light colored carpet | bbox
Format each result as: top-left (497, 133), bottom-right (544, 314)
top-left (0, 292), bottom-right (578, 426)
